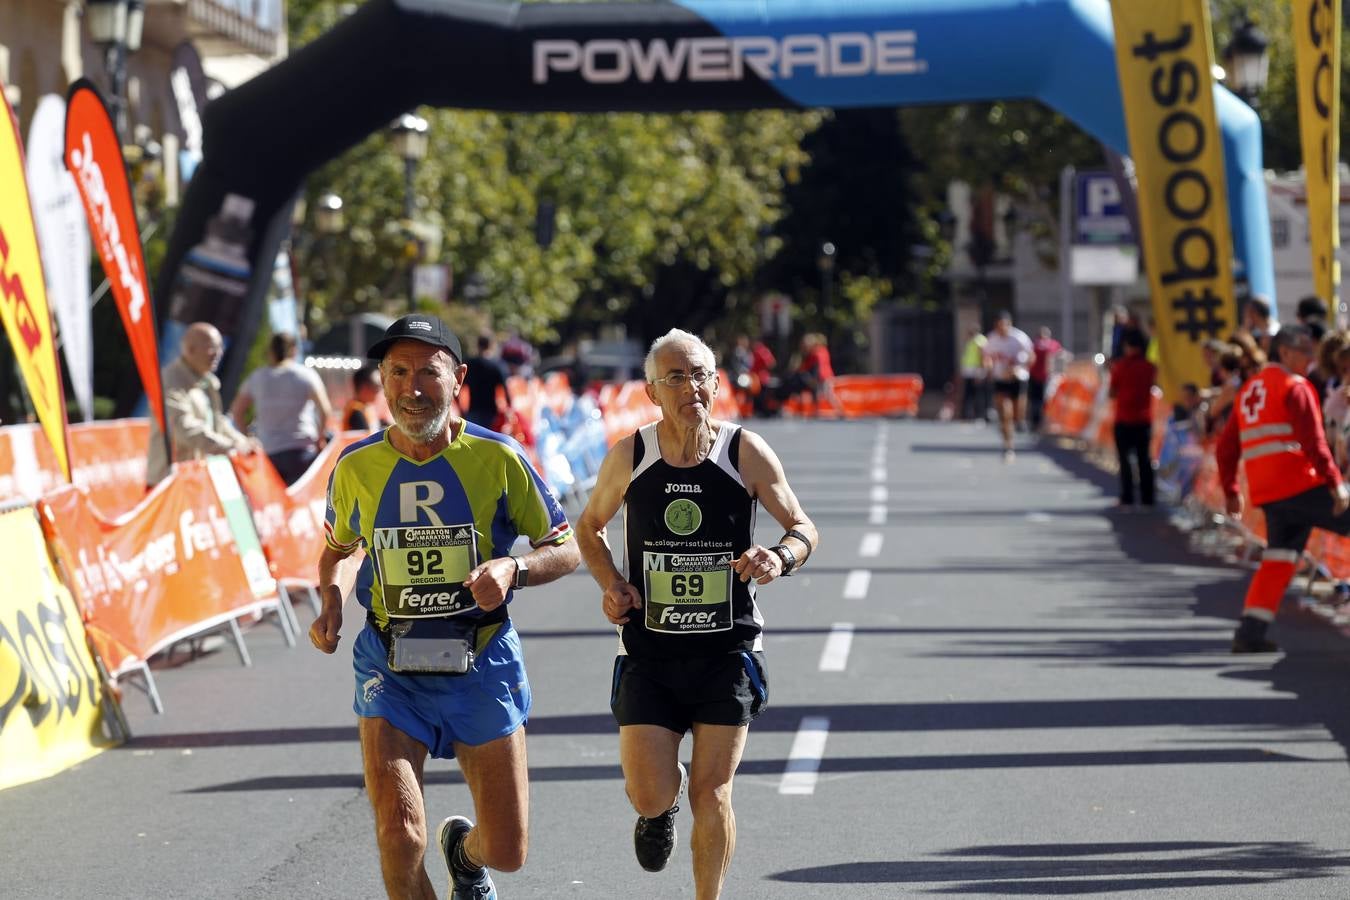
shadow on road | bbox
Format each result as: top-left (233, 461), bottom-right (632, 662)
top-left (1033, 440), bottom-right (1350, 773)
top-left (768, 840), bottom-right (1350, 892)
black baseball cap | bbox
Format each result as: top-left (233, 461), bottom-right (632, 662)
top-left (367, 314), bottom-right (463, 364)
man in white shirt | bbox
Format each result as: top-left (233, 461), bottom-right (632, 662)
top-left (984, 312), bottom-right (1034, 462)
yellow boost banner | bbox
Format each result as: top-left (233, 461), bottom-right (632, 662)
top-left (1112, 0), bottom-right (1236, 401)
top-left (1293, 0), bottom-right (1342, 310)
top-left (0, 505), bottom-right (118, 789)
top-left (0, 80), bottom-right (71, 481)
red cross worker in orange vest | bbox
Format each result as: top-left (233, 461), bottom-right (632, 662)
top-left (1215, 323), bottom-right (1350, 653)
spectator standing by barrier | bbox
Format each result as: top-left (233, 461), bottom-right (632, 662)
top-left (1202, 338), bottom-right (1228, 389)
top-left (1297, 295), bottom-right (1329, 340)
top-left (1228, 330), bottom-right (1267, 383)
top-left (231, 333), bottom-right (334, 486)
top-left (462, 332), bottom-right (512, 429)
top-left (146, 322), bottom-right (257, 488)
top-left (1028, 326), bottom-right (1062, 431)
top-left (1320, 340), bottom-right (1350, 474)
top-left (311, 314), bottom-right (580, 899)
top-left (1203, 347), bottom-right (1244, 437)
top-left (749, 336), bottom-right (778, 416)
top-left (501, 334), bottom-right (535, 378)
top-left (959, 327), bottom-right (988, 421)
top-left (1216, 324), bottom-right (1350, 653)
top-left (984, 312), bottom-right (1033, 461)
top-left (1309, 328), bottom-right (1347, 402)
top-left (343, 364), bottom-right (389, 432)
top-left (1242, 296), bottom-right (1277, 353)
top-left (575, 328), bottom-right (817, 900)
top-left (779, 332), bottom-right (844, 416)
top-left (1109, 329), bottom-right (1156, 509)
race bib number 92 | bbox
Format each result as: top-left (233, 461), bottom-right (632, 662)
top-left (375, 525), bottom-right (477, 618)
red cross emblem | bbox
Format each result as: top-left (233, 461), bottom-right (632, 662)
top-left (1240, 381), bottom-right (1267, 424)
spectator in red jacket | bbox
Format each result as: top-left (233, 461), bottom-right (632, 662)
top-left (1109, 328), bottom-right (1157, 509)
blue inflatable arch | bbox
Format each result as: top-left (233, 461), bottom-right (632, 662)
top-left (158, 0), bottom-right (1273, 398)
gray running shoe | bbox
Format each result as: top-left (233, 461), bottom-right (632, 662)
top-left (634, 762), bottom-right (687, 872)
top-left (438, 816), bottom-right (496, 900)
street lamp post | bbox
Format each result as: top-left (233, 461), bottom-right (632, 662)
top-left (300, 192), bottom-right (344, 336)
top-left (1222, 15), bottom-right (1270, 107)
top-left (390, 113), bottom-right (429, 313)
top-left (818, 241), bottom-right (836, 348)
top-left (85, 0), bottom-right (144, 141)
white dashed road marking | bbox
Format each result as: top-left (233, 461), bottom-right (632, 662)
top-left (779, 716), bottom-right (831, 795)
top-left (843, 569), bottom-right (871, 600)
top-left (818, 623), bottom-right (855, 672)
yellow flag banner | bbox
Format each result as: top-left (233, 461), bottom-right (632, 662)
top-left (0, 79), bottom-right (71, 481)
top-left (0, 505), bottom-right (118, 789)
top-left (1293, 0), bottom-right (1342, 310)
top-left (1111, 0), bottom-right (1237, 401)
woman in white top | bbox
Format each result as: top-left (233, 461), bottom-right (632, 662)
top-left (230, 332), bottom-right (333, 485)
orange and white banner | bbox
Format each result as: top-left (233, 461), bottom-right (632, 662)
top-left (1293, 0), bottom-right (1342, 309)
top-left (65, 80), bottom-right (166, 436)
top-left (0, 505), bottom-right (116, 788)
top-left (1112, 1), bottom-right (1236, 401)
top-left (0, 419), bottom-right (150, 517)
top-left (40, 460), bottom-right (274, 677)
top-left (231, 434), bottom-right (362, 584)
top-left (0, 76), bottom-right (72, 483)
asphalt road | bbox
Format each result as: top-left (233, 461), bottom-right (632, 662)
top-left (5, 419), bottom-right (1350, 899)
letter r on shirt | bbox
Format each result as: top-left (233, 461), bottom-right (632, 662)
top-left (399, 481), bottom-right (445, 524)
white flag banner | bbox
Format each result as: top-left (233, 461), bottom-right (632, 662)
top-left (27, 94), bottom-right (93, 422)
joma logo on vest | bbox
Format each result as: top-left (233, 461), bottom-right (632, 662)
top-left (665, 483), bottom-right (702, 494)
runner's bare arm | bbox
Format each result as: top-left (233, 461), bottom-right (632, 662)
top-left (312, 543), bottom-right (360, 653)
top-left (737, 428), bottom-right (818, 578)
top-left (577, 434), bottom-right (644, 621)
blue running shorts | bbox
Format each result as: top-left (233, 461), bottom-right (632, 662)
top-left (352, 619), bottom-right (531, 758)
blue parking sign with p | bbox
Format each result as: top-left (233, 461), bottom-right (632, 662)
top-left (1076, 172), bottom-right (1133, 244)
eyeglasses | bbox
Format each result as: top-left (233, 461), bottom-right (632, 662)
top-left (652, 370), bottom-right (717, 389)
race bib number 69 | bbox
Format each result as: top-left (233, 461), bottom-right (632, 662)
top-left (642, 551), bottom-right (733, 634)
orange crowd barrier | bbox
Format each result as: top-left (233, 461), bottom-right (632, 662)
top-left (781, 374), bottom-right (923, 418)
top-left (0, 419), bottom-right (150, 516)
top-left (231, 433), bottom-right (364, 586)
top-left (1043, 361), bottom-right (1102, 438)
top-left (39, 460), bottom-right (278, 678)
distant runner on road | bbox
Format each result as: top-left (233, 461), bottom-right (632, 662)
top-left (984, 311), bottom-right (1034, 462)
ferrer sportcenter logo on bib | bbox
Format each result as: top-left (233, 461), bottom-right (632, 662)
top-left (664, 498), bottom-right (702, 535)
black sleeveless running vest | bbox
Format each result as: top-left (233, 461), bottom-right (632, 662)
top-left (620, 421), bottom-right (761, 658)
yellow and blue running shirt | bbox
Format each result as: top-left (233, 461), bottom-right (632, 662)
top-left (325, 421), bottom-right (572, 627)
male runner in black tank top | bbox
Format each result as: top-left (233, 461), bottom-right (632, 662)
top-left (577, 329), bottom-right (818, 899)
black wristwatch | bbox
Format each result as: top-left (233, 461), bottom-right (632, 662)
top-left (512, 556), bottom-right (530, 589)
top-left (769, 544), bottom-right (796, 576)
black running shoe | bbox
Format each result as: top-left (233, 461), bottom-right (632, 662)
top-left (634, 763), bottom-right (686, 872)
top-left (437, 816), bottom-right (496, 900)
top-left (1231, 615), bottom-right (1279, 654)
top-left (1231, 635), bottom-right (1279, 653)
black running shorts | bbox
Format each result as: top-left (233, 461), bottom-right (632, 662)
top-left (610, 651), bottom-right (769, 734)
top-left (992, 378), bottom-right (1025, 399)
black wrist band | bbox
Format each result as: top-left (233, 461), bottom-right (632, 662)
top-left (770, 543), bottom-right (796, 576)
top-left (780, 528), bottom-right (812, 568)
